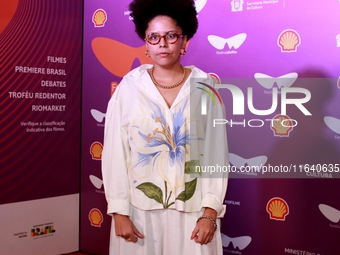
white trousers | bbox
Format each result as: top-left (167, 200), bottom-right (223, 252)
top-left (109, 207), bottom-right (223, 255)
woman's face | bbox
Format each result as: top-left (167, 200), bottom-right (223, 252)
top-left (145, 15), bottom-right (186, 69)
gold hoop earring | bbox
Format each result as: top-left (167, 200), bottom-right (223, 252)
top-left (180, 49), bottom-right (187, 56)
top-left (145, 50), bottom-right (150, 57)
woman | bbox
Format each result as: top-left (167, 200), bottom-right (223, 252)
top-left (102, 0), bottom-right (229, 254)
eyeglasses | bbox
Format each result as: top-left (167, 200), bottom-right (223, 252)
top-left (145, 32), bottom-right (184, 45)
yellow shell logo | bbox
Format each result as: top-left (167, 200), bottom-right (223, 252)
top-left (270, 114), bottom-right (293, 137)
top-left (266, 197), bottom-right (289, 221)
top-left (90, 142), bottom-right (103, 160)
top-left (89, 208), bottom-right (103, 227)
top-left (278, 29), bottom-right (301, 52)
top-left (93, 9), bottom-right (107, 27)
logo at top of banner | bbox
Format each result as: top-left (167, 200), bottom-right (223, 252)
top-left (254, 73), bottom-right (298, 89)
top-left (277, 29), bottom-right (301, 52)
top-left (208, 33), bottom-right (247, 51)
top-left (231, 0), bottom-right (244, 12)
top-left (195, 0), bottom-right (208, 13)
top-left (93, 9), bottom-right (107, 27)
top-left (319, 204), bottom-right (340, 223)
top-left (89, 208), bottom-right (104, 227)
top-left (324, 116), bottom-right (340, 134)
top-left (266, 197), bottom-right (289, 221)
top-left (221, 233), bottom-right (252, 250)
top-left (271, 114), bottom-right (294, 137)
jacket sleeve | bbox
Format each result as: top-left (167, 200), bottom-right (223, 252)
top-left (101, 90), bottom-right (131, 216)
top-left (200, 84), bottom-right (229, 218)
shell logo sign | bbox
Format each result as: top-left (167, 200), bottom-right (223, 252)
top-left (89, 208), bottom-right (104, 227)
top-left (271, 114), bottom-right (294, 137)
top-left (93, 9), bottom-right (107, 27)
top-left (90, 142), bottom-right (103, 160)
top-left (278, 29), bottom-right (301, 52)
top-left (266, 197), bottom-right (289, 221)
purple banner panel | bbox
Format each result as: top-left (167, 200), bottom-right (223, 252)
top-left (1, 0), bottom-right (83, 204)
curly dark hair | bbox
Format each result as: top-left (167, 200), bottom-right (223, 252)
top-left (129, 0), bottom-right (198, 40)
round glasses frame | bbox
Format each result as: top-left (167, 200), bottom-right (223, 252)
top-left (145, 32), bottom-right (184, 45)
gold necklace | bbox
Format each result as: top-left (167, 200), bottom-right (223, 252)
top-left (149, 65), bottom-right (186, 89)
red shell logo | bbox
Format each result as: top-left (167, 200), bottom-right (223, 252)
top-left (266, 197), bottom-right (289, 221)
top-left (93, 9), bottom-right (107, 27)
top-left (90, 142), bottom-right (103, 160)
top-left (89, 208), bottom-right (104, 227)
top-left (271, 114), bottom-right (294, 137)
top-left (277, 29), bottom-right (301, 52)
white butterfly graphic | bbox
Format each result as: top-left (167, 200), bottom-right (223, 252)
top-left (324, 116), bottom-right (340, 134)
top-left (195, 0), bottom-right (207, 13)
top-left (208, 33), bottom-right (247, 50)
top-left (229, 153), bottom-right (268, 170)
top-left (91, 109), bottom-right (106, 123)
top-left (221, 233), bottom-right (252, 250)
top-left (319, 204), bottom-right (340, 223)
top-left (254, 73), bottom-right (298, 89)
top-left (89, 175), bottom-right (103, 189)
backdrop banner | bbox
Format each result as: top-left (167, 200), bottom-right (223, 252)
top-left (81, 1), bottom-right (340, 254)
top-left (1, 0), bottom-right (82, 254)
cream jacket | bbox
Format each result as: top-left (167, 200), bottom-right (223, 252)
top-left (102, 64), bottom-right (229, 218)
